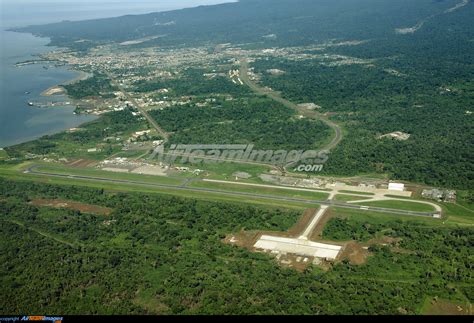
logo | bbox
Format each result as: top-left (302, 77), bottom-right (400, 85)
top-left (294, 164), bottom-right (324, 172)
top-left (0, 317), bottom-right (63, 323)
top-left (147, 144), bottom-right (328, 170)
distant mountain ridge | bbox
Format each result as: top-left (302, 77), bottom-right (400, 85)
top-left (13, 0), bottom-right (472, 49)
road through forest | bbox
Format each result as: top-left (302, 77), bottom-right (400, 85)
top-left (239, 59), bottom-right (343, 152)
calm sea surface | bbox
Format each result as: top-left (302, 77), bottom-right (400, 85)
top-left (0, 0), bottom-right (234, 148)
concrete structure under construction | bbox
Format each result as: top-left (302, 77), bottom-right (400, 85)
top-left (254, 235), bottom-right (342, 260)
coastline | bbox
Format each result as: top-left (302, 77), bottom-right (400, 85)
top-left (0, 30), bottom-right (98, 148)
top-left (63, 70), bottom-right (93, 85)
top-left (40, 70), bottom-right (92, 96)
top-left (16, 27), bottom-right (93, 99)
top-left (40, 86), bottom-right (65, 97)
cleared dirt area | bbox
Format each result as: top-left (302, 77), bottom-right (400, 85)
top-left (131, 165), bottom-right (168, 176)
top-left (225, 207), bottom-right (412, 269)
top-left (224, 232), bottom-right (331, 272)
top-left (224, 208), bottom-right (318, 247)
top-left (227, 231), bottom-right (342, 272)
top-left (224, 230), bottom-right (261, 250)
top-left (423, 298), bottom-right (472, 315)
top-left (31, 199), bottom-right (112, 216)
top-left (337, 236), bottom-right (403, 265)
top-left (224, 207), bottom-right (344, 271)
top-left (338, 241), bottom-right (369, 265)
top-left (287, 208), bottom-right (318, 236)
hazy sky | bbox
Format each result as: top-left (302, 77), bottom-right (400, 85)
top-left (1, 0), bottom-right (237, 28)
top-left (1, 0), bottom-right (235, 5)
top-left (0, 0), bottom-right (220, 2)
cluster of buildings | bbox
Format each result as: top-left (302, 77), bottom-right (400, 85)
top-left (41, 40), bottom-right (377, 97)
top-left (35, 39), bottom-right (382, 125)
top-left (228, 69), bottom-right (244, 85)
top-left (422, 189), bottom-right (456, 203)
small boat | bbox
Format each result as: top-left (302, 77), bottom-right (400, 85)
top-left (24, 91), bottom-right (31, 95)
top-left (27, 102), bottom-right (34, 106)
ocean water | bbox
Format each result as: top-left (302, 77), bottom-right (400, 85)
top-left (0, 31), bottom-right (98, 148)
top-left (0, 0), bottom-right (235, 148)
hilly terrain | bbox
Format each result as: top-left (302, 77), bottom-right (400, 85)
top-left (16, 0), bottom-right (474, 49)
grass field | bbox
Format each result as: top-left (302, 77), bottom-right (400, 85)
top-left (384, 194), bottom-right (412, 199)
top-left (419, 297), bottom-right (472, 315)
top-left (334, 194), bottom-right (366, 202)
top-left (0, 163), bottom-right (317, 211)
top-left (31, 163), bottom-right (184, 186)
top-left (355, 200), bottom-right (436, 213)
top-left (112, 150), bottom-right (151, 159)
top-left (25, 163), bottom-right (330, 201)
top-left (330, 207), bottom-right (445, 226)
top-left (1, 162), bottom-right (471, 225)
top-left (171, 160), bottom-right (274, 183)
top-left (188, 180), bottom-right (330, 201)
top-left (441, 202), bottom-right (474, 225)
top-left (0, 150), bottom-right (8, 159)
top-left (339, 190), bottom-right (375, 196)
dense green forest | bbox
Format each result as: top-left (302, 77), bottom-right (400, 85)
top-left (150, 97), bottom-right (331, 150)
top-left (134, 68), bottom-right (250, 97)
top-left (62, 74), bottom-right (117, 99)
top-left (1, 178), bottom-right (472, 314)
top-left (251, 27), bottom-right (474, 189)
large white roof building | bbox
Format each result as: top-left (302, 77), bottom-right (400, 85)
top-left (388, 182), bottom-right (405, 191)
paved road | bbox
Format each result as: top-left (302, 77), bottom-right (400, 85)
top-left (347, 196), bottom-right (443, 213)
top-left (25, 165), bottom-right (439, 218)
top-left (204, 179), bottom-right (442, 215)
top-left (106, 72), bottom-right (169, 142)
top-left (299, 206), bottom-right (329, 240)
top-left (239, 59), bottom-right (343, 152)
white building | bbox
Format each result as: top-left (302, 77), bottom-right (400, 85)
top-left (388, 182), bottom-right (405, 191)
